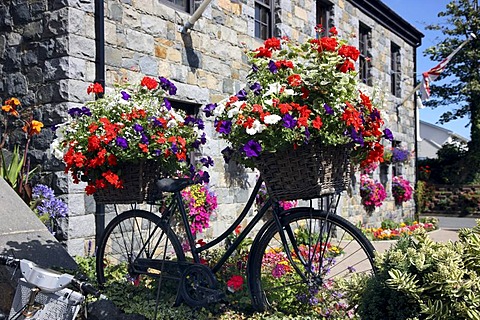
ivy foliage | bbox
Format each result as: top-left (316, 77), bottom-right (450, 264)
top-left (345, 222), bottom-right (480, 320)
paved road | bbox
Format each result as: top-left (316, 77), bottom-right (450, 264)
top-left (435, 216), bottom-right (479, 230)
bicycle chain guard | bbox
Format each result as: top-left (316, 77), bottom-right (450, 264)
top-left (178, 264), bottom-right (225, 307)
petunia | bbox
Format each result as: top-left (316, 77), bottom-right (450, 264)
top-left (282, 114), bottom-right (297, 129)
top-left (236, 89), bottom-right (248, 101)
top-left (133, 124), bottom-right (144, 132)
top-left (217, 120), bottom-right (232, 135)
top-left (350, 129), bottom-right (364, 146)
top-left (203, 103), bottom-right (216, 117)
top-left (164, 97), bottom-right (172, 110)
top-left (243, 140), bottom-right (262, 158)
top-left (324, 104), bottom-right (334, 115)
top-left (383, 128), bottom-right (394, 141)
top-left (263, 114), bottom-right (282, 124)
top-left (120, 90), bottom-right (131, 100)
top-left (268, 60), bottom-right (278, 74)
top-left (250, 82), bottom-right (262, 95)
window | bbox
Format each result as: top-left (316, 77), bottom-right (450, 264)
top-left (391, 42), bottom-right (401, 97)
top-left (162, 0), bottom-right (195, 13)
top-left (255, 0), bottom-right (274, 40)
top-left (358, 23), bottom-right (372, 85)
top-left (169, 99), bottom-right (200, 116)
top-left (316, 0), bottom-right (333, 37)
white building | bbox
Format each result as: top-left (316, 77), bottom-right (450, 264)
top-left (418, 120), bottom-right (469, 159)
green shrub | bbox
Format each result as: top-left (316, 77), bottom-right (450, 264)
top-left (343, 221), bottom-right (480, 320)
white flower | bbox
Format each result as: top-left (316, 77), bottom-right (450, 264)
top-left (263, 83), bottom-right (282, 97)
top-left (227, 106), bottom-right (241, 118)
top-left (246, 120), bottom-right (265, 135)
top-left (213, 103), bottom-right (226, 117)
top-left (263, 114), bottom-right (282, 124)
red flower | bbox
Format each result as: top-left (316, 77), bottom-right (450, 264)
top-left (275, 60), bottom-right (294, 69)
top-left (85, 184), bottom-right (96, 195)
top-left (338, 45), bottom-right (360, 61)
top-left (329, 26), bottom-right (338, 36)
top-left (300, 87), bottom-right (310, 99)
top-left (102, 170), bottom-right (122, 188)
top-left (278, 103), bottom-right (292, 114)
top-left (264, 37), bottom-right (281, 50)
top-left (342, 102), bottom-right (363, 131)
top-left (287, 74), bottom-right (302, 87)
top-left (227, 275), bottom-right (244, 291)
top-left (87, 83), bottom-right (104, 95)
top-left (319, 37), bottom-right (338, 52)
top-left (87, 135), bottom-right (101, 151)
top-left (140, 76), bottom-right (159, 90)
top-left (312, 116), bottom-right (323, 129)
top-left (254, 46), bottom-right (272, 58)
top-left (338, 59), bottom-right (355, 73)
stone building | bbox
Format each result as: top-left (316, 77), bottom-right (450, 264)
top-left (0, 0), bottom-right (423, 256)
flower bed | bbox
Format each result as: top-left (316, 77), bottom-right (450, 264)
top-left (362, 218), bottom-right (438, 241)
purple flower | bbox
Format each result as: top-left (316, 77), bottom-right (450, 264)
top-left (32, 184), bottom-right (55, 200)
top-left (324, 104), bottom-right (334, 115)
top-left (236, 89), bottom-right (248, 101)
top-left (195, 118), bottom-right (205, 130)
top-left (115, 136), bottom-right (129, 149)
top-left (252, 64), bottom-right (259, 73)
top-left (370, 109), bottom-right (381, 121)
top-left (171, 143), bottom-right (178, 153)
top-left (272, 264), bottom-right (287, 278)
top-left (184, 115), bottom-right (195, 126)
top-left (203, 103), bottom-right (216, 117)
top-left (350, 129), bottom-right (364, 146)
top-left (81, 106), bottom-right (92, 116)
top-left (250, 82), bottom-right (262, 95)
top-left (304, 127), bottom-right (311, 141)
top-left (200, 132), bottom-right (207, 144)
top-left (218, 120), bottom-right (232, 135)
top-left (121, 91), bottom-right (131, 100)
top-left (268, 60), bottom-right (278, 74)
top-left (68, 107), bottom-right (91, 118)
top-left (159, 76), bottom-right (177, 95)
top-left (164, 97), bottom-right (172, 111)
top-left (140, 133), bottom-right (149, 144)
top-left (133, 124), bottom-right (144, 132)
top-left (243, 140), bottom-right (262, 158)
top-left (383, 128), bottom-right (394, 141)
top-left (282, 114), bottom-right (297, 129)
top-left (200, 156), bottom-right (214, 167)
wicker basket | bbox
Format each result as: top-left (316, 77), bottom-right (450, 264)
top-left (93, 160), bottom-right (161, 204)
top-left (253, 142), bottom-right (351, 201)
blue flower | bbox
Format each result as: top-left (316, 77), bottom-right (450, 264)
top-left (115, 136), bottom-right (129, 149)
top-left (195, 118), bottom-right (205, 130)
top-left (218, 120), bottom-right (232, 134)
top-left (250, 82), bottom-right (262, 95)
top-left (282, 114), bottom-right (297, 129)
top-left (324, 104), bottom-right (334, 115)
top-left (120, 90), bottom-right (131, 100)
top-left (203, 103), bottom-right (216, 117)
top-left (243, 140), bottom-right (262, 157)
top-left (200, 156), bottom-right (214, 167)
top-left (236, 89), bottom-right (248, 101)
top-left (159, 76), bottom-right (177, 95)
top-left (383, 128), bottom-right (394, 141)
top-left (133, 124), bottom-right (144, 132)
top-left (164, 97), bottom-right (172, 111)
top-left (268, 60), bottom-right (278, 74)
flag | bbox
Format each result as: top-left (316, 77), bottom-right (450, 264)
top-left (419, 34), bottom-right (474, 101)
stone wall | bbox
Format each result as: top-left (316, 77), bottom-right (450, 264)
top-left (421, 184), bottom-right (480, 216)
top-left (1, 0), bottom-right (417, 256)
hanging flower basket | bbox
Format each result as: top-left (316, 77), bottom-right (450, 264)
top-left (253, 141), bottom-right (351, 201)
top-left (93, 160), bottom-right (161, 204)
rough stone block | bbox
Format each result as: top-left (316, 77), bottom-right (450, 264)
top-left (68, 214), bottom-right (95, 239)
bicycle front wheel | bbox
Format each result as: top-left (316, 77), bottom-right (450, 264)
top-left (247, 208), bottom-right (375, 317)
top-left (96, 209), bottom-right (185, 292)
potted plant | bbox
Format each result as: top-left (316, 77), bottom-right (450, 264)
top-left (206, 26), bottom-right (392, 200)
top-left (359, 174), bottom-right (387, 213)
top-left (53, 76), bottom-right (210, 203)
top-left (392, 175), bottom-right (413, 205)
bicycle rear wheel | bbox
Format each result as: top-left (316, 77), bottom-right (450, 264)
top-left (247, 208), bottom-right (375, 317)
top-left (96, 209), bottom-right (185, 294)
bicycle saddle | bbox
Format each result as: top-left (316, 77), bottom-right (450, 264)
top-left (156, 178), bottom-right (194, 192)
top-left (20, 260), bottom-right (74, 293)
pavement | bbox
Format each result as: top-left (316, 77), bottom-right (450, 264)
top-left (372, 216), bottom-right (479, 253)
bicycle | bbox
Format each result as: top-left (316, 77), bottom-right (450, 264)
top-left (0, 254), bottom-right (101, 320)
top-left (95, 176), bottom-right (376, 316)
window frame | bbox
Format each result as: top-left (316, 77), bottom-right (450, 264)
top-left (358, 23), bottom-right (372, 86)
top-left (254, 0), bottom-right (274, 40)
top-left (160, 0), bottom-right (194, 13)
top-left (316, 0), bottom-right (334, 38)
top-left (390, 42), bottom-right (401, 97)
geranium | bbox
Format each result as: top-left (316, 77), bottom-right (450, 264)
top-left (392, 176), bottom-right (413, 204)
top-left (360, 174), bottom-right (386, 212)
top-left (207, 28), bottom-right (392, 168)
top-left (181, 181), bottom-right (218, 235)
top-left (53, 77), bottom-right (210, 195)
top-left (226, 275), bottom-right (244, 292)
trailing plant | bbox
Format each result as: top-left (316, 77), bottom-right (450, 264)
top-left (392, 176), bottom-right (413, 205)
top-left (359, 174), bottom-right (386, 212)
top-left (342, 222), bottom-right (480, 319)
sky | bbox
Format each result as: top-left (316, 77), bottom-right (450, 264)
top-left (382, 0), bottom-right (471, 139)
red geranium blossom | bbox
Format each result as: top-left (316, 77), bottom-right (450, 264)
top-left (87, 83), bottom-right (104, 95)
top-left (140, 76), bottom-right (159, 90)
top-left (227, 275), bottom-right (244, 291)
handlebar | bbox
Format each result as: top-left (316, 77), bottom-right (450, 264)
top-left (0, 254), bottom-right (101, 298)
